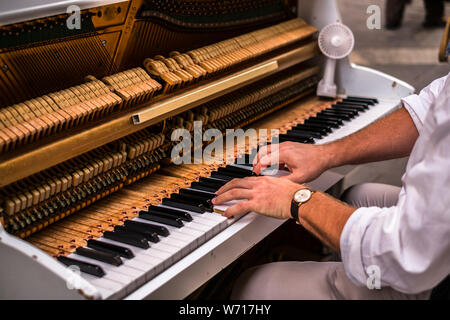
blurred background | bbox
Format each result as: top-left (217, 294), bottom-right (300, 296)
top-left (339, 0), bottom-right (449, 91)
top-left (334, 0), bottom-right (450, 188)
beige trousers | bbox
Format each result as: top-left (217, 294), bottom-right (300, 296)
top-left (231, 183), bottom-right (431, 300)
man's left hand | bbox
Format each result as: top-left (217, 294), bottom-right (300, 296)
top-left (212, 176), bottom-right (305, 219)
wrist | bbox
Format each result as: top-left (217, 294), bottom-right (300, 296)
top-left (297, 192), bottom-right (356, 253)
top-left (321, 143), bottom-right (341, 169)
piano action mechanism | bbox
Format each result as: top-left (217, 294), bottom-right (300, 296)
top-left (0, 0), bottom-right (414, 299)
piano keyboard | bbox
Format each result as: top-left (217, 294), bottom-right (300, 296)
top-left (277, 96), bottom-right (399, 145)
top-left (58, 164), bottom-right (257, 299)
top-left (49, 95), bottom-right (392, 299)
top-left (315, 98), bottom-right (400, 145)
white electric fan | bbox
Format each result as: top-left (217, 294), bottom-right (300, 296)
top-left (317, 23), bottom-right (355, 98)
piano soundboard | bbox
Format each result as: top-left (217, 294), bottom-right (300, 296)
top-left (0, 0), bottom-right (414, 299)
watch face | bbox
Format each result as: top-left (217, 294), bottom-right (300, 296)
top-left (294, 189), bottom-right (312, 203)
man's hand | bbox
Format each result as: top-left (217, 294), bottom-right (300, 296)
top-left (212, 176), bottom-right (304, 219)
top-left (253, 142), bottom-right (332, 183)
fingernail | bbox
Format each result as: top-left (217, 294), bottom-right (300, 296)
top-left (212, 198), bottom-right (216, 204)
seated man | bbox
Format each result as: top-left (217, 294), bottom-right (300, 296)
top-left (212, 73), bottom-right (450, 299)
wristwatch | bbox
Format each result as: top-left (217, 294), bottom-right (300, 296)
top-left (290, 188), bottom-right (314, 223)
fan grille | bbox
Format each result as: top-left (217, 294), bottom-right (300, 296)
top-left (318, 23), bottom-right (354, 59)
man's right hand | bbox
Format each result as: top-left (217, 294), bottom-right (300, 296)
top-left (253, 141), bottom-right (333, 183)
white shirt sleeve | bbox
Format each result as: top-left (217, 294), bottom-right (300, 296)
top-left (340, 129), bottom-right (450, 293)
top-left (401, 75), bottom-right (447, 133)
top-left (340, 75), bottom-right (450, 294)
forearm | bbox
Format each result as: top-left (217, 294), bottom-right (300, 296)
top-left (323, 106), bottom-right (418, 169)
top-left (298, 192), bottom-right (356, 253)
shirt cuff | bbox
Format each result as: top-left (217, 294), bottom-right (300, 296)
top-left (340, 206), bottom-right (383, 287)
top-left (401, 95), bottom-right (424, 133)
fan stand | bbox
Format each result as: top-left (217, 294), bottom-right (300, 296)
top-left (317, 58), bottom-right (337, 98)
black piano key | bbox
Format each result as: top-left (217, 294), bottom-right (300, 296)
top-left (331, 105), bottom-right (366, 114)
top-left (103, 230), bottom-right (150, 249)
top-left (200, 176), bottom-right (229, 185)
top-left (284, 130), bottom-right (315, 139)
top-left (198, 176), bottom-right (228, 186)
top-left (210, 171), bottom-right (236, 181)
top-left (139, 211), bottom-right (184, 228)
top-left (318, 110), bottom-right (352, 120)
top-left (318, 112), bottom-right (352, 122)
top-left (304, 118), bottom-right (340, 128)
top-left (221, 166), bottom-right (255, 177)
top-left (292, 125), bottom-right (328, 135)
top-left (213, 169), bottom-right (243, 179)
top-left (114, 225), bottom-right (159, 243)
top-left (327, 106), bottom-right (364, 117)
top-left (321, 109), bottom-right (356, 118)
top-left (87, 239), bottom-right (134, 259)
top-left (189, 182), bottom-right (218, 193)
top-left (124, 220), bottom-right (169, 237)
top-left (171, 193), bottom-right (213, 212)
top-left (57, 256), bottom-right (105, 278)
top-left (294, 123), bottom-right (332, 133)
top-left (162, 198), bottom-right (205, 213)
top-left (278, 134), bottom-right (313, 144)
top-left (75, 247), bottom-right (123, 266)
top-left (339, 100), bottom-right (370, 107)
top-left (326, 106), bottom-right (359, 114)
top-left (179, 188), bottom-right (214, 200)
top-left (314, 114), bottom-right (345, 124)
top-left (334, 103), bottom-right (368, 111)
top-left (183, 187), bottom-right (216, 197)
top-left (345, 96), bottom-right (378, 104)
top-left (289, 128), bottom-right (323, 138)
top-left (148, 204), bottom-right (193, 221)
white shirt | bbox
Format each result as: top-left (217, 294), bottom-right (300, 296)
top-left (340, 72), bottom-right (450, 294)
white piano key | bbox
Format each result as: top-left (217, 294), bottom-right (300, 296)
top-left (213, 199), bottom-right (241, 213)
top-left (69, 253), bottom-right (145, 291)
top-left (213, 200), bottom-right (248, 226)
top-left (190, 213), bottom-right (224, 235)
top-left (68, 254), bottom-right (139, 293)
top-left (81, 273), bottom-right (123, 300)
top-left (121, 256), bottom-right (152, 273)
top-left (205, 211), bottom-right (229, 222)
top-left (156, 237), bottom-right (191, 257)
top-left (136, 218), bottom-right (200, 252)
top-left (204, 212), bottom-right (229, 226)
top-left (151, 242), bottom-right (182, 262)
top-left (183, 220), bottom-right (215, 240)
top-left (134, 217), bottom-right (206, 245)
top-left (147, 248), bottom-right (173, 265)
top-left (189, 213), bottom-right (219, 226)
top-left (95, 237), bottom-right (165, 274)
top-left (167, 230), bottom-right (199, 251)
